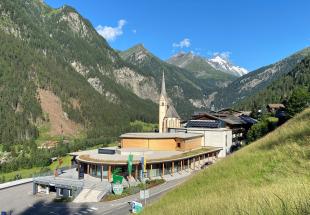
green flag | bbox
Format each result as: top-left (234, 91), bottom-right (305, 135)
top-left (128, 154), bottom-right (133, 175)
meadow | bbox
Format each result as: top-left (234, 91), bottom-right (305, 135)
top-left (143, 108), bottom-right (310, 215)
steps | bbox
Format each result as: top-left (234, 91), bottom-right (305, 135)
top-left (73, 182), bottom-right (111, 203)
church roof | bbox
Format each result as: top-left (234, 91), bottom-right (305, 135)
top-left (165, 105), bottom-right (180, 119)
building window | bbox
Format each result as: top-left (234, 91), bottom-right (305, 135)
top-left (59, 188), bottom-right (64, 196)
top-left (68, 189), bottom-right (72, 197)
top-left (161, 102), bottom-right (165, 106)
top-left (177, 142), bottom-right (181, 148)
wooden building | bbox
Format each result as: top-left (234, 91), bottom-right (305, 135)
top-left (120, 132), bottom-right (203, 151)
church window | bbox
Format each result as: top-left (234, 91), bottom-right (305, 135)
top-left (161, 102), bottom-right (165, 106)
top-left (177, 142), bottom-right (181, 148)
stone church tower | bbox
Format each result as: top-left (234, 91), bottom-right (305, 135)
top-left (159, 72), bottom-right (181, 133)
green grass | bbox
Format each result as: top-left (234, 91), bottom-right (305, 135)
top-left (0, 155), bottom-right (72, 182)
top-left (130, 120), bottom-right (158, 132)
top-left (86, 141), bottom-right (118, 150)
top-left (143, 108), bottom-right (310, 215)
top-left (35, 123), bottom-right (63, 146)
top-left (35, 122), bottom-right (87, 146)
top-left (103, 179), bottom-right (165, 201)
top-left (0, 167), bottom-right (43, 182)
top-left (49, 155), bottom-right (72, 171)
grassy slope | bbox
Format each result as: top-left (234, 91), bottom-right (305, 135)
top-left (143, 108), bottom-right (310, 215)
top-left (1, 155), bottom-right (72, 182)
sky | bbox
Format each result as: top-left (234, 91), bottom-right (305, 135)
top-left (44, 0), bottom-right (310, 71)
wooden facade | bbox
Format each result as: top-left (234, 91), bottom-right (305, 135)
top-left (121, 136), bottom-right (202, 151)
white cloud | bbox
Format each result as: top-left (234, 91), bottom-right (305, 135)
top-left (96, 19), bottom-right (127, 41)
top-left (172, 38), bottom-right (191, 48)
top-left (132, 29), bottom-right (137, 34)
top-left (213, 51), bottom-right (231, 60)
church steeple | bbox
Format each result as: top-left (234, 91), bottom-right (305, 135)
top-left (159, 72), bottom-right (168, 133)
top-left (160, 72), bottom-right (167, 98)
top-left (158, 71), bottom-right (181, 133)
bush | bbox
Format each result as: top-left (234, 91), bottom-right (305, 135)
top-left (247, 117), bottom-right (278, 143)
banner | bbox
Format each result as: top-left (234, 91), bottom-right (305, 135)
top-left (128, 154), bottom-right (133, 175)
top-left (141, 156), bottom-right (147, 173)
top-left (112, 174), bottom-right (124, 184)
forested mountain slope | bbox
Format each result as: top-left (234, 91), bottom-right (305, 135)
top-left (120, 44), bottom-right (209, 114)
top-left (211, 47), bottom-right (310, 109)
top-left (0, 0), bottom-right (158, 146)
top-left (236, 54), bottom-right (310, 110)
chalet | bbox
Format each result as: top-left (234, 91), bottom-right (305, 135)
top-left (267, 104), bottom-right (285, 113)
top-left (190, 109), bottom-right (257, 145)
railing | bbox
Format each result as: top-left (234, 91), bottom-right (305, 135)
top-left (32, 164), bottom-right (78, 179)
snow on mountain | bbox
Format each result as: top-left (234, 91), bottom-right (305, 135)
top-left (208, 55), bottom-right (248, 77)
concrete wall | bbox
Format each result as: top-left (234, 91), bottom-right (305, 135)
top-left (56, 187), bottom-right (72, 198)
top-left (171, 128), bottom-right (232, 157)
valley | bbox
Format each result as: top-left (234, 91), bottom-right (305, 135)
top-left (0, 0), bottom-right (309, 214)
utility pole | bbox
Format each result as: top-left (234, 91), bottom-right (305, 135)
top-left (142, 152), bottom-right (147, 206)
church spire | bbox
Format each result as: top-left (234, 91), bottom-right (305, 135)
top-left (161, 72), bottom-right (167, 98)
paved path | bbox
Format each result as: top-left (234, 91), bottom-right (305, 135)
top-left (0, 171), bottom-right (196, 215)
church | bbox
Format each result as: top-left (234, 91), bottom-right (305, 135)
top-left (158, 73), bottom-right (181, 133)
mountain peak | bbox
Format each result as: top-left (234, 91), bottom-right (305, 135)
top-left (168, 51), bottom-right (248, 77)
top-left (131, 43), bottom-right (147, 52)
top-left (208, 55), bottom-right (248, 77)
top-left (120, 44), bottom-right (151, 63)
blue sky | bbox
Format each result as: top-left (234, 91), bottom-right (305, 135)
top-left (45, 0), bottom-right (310, 71)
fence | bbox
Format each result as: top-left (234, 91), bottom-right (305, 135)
top-left (32, 164), bottom-right (78, 179)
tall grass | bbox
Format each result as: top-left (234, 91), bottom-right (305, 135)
top-left (143, 108), bottom-right (310, 215)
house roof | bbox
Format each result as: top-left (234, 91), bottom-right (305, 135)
top-left (165, 105), bottom-right (180, 119)
top-left (267, 104), bottom-right (285, 109)
top-left (186, 120), bottom-right (223, 128)
top-left (239, 115), bottom-right (257, 124)
top-left (192, 112), bottom-right (256, 126)
top-left (120, 132), bottom-right (203, 139)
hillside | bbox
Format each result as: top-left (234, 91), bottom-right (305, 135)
top-left (167, 52), bottom-right (237, 93)
top-left (236, 54), bottom-right (310, 110)
top-left (211, 47), bottom-right (310, 109)
top-left (0, 0), bottom-right (158, 146)
top-left (143, 108), bottom-right (310, 214)
top-left (120, 44), bottom-right (208, 115)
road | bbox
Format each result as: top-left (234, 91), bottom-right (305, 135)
top-left (0, 173), bottom-right (195, 215)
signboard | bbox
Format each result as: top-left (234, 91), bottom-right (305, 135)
top-left (140, 189), bottom-right (150, 199)
top-left (128, 154), bottom-right (133, 175)
top-left (130, 201), bottom-right (143, 214)
top-left (79, 168), bottom-right (84, 179)
top-left (112, 174), bottom-right (124, 184)
top-left (112, 183), bottom-right (123, 195)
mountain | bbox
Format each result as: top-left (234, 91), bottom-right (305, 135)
top-left (211, 47), bottom-right (310, 109)
top-left (208, 55), bottom-right (248, 77)
top-left (168, 51), bottom-right (248, 77)
top-left (236, 53), bottom-right (310, 110)
top-left (167, 52), bottom-right (237, 91)
top-left (0, 0), bottom-right (159, 145)
top-left (143, 108), bottom-right (310, 214)
top-left (120, 44), bottom-right (209, 114)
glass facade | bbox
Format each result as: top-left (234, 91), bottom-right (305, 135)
top-left (78, 151), bottom-right (219, 180)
